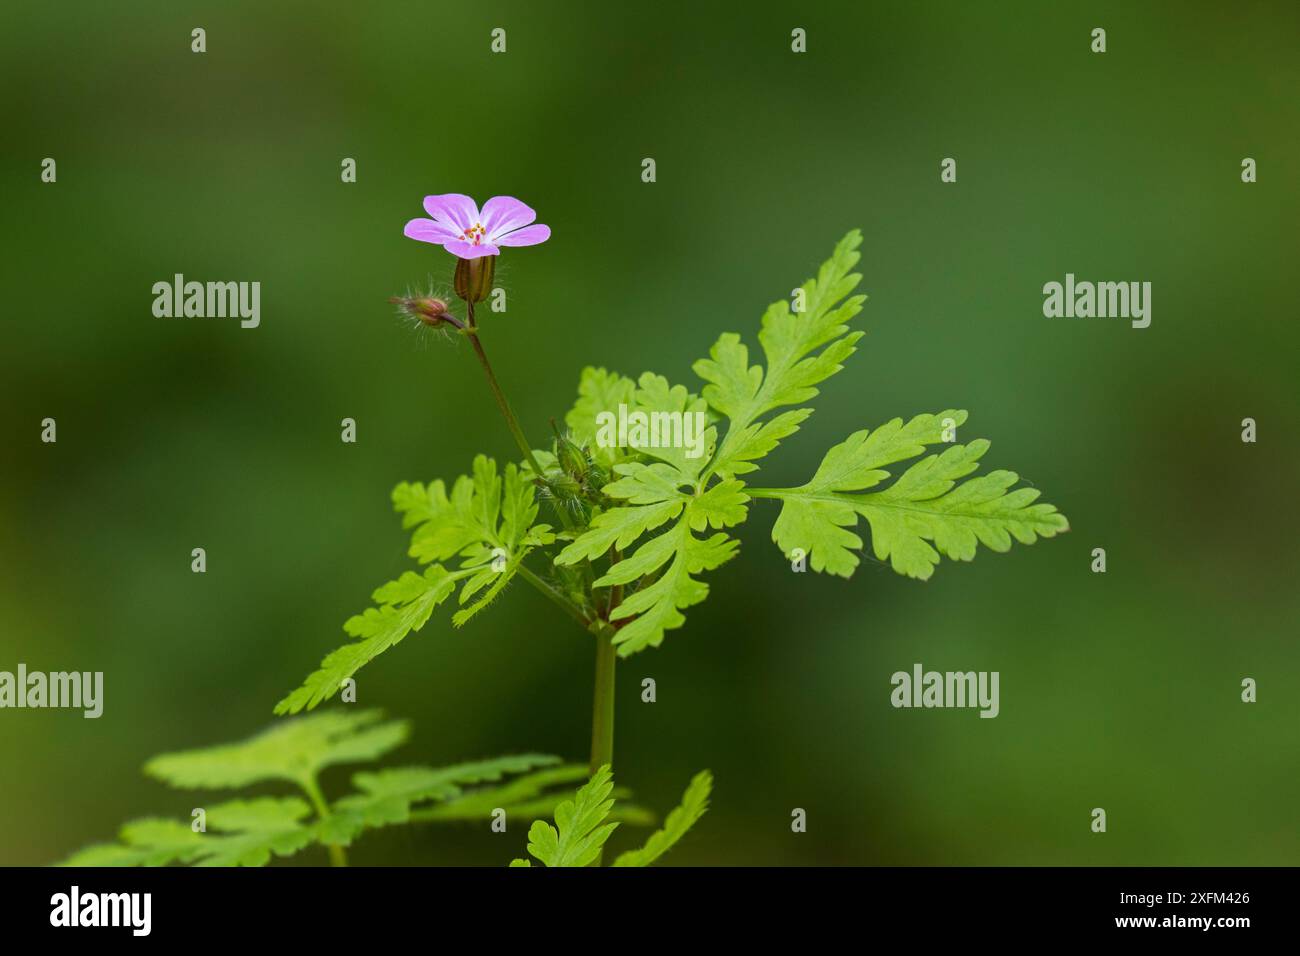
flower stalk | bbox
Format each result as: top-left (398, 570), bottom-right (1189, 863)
top-left (403, 191), bottom-right (619, 858)
top-left (300, 775), bottom-right (347, 867)
top-left (462, 302), bottom-right (547, 480)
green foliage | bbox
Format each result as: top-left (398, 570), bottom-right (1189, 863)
top-left (325, 754), bottom-right (561, 845)
top-left (766, 412), bottom-right (1068, 579)
top-left (411, 764), bottom-right (654, 826)
top-left (511, 764), bottom-right (619, 867)
top-left (187, 798), bottom-right (318, 867)
top-left (146, 709), bottom-right (408, 789)
top-left (695, 230), bottom-right (867, 479)
top-left (276, 457), bottom-right (554, 714)
top-left (60, 819), bottom-right (205, 868)
top-left (61, 797), bottom-right (315, 868)
top-left (511, 765), bottom-right (710, 867)
top-left (278, 227), bottom-right (1066, 705)
top-left (238, 229), bottom-right (1067, 870)
top-left (547, 229), bottom-right (1068, 652)
top-left (59, 712), bottom-right (639, 867)
top-left (60, 230), bottom-right (1069, 871)
top-left (612, 769), bottom-right (712, 867)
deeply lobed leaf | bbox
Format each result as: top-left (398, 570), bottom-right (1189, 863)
top-left (59, 797), bottom-right (315, 868)
top-left (613, 769), bottom-right (712, 867)
top-left (695, 229), bottom-right (867, 478)
top-left (274, 566), bottom-right (461, 714)
top-left (509, 765), bottom-right (710, 868)
top-left (278, 456), bottom-right (554, 713)
top-left (767, 412), bottom-right (1068, 579)
top-left (146, 710), bottom-right (408, 789)
top-left (326, 754), bottom-right (562, 844)
top-left (512, 764), bottom-right (619, 867)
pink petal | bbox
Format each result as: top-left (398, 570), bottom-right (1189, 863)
top-left (481, 196), bottom-right (537, 242)
top-left (495, 224), bottom-right (551, 247)
top-left (422, 193), bottom-right (480, 232)
top-left (403, 218), bottom-right (459, 243)
top-left (444, 240), bottom-right (500, 259)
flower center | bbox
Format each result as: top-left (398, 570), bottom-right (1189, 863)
top-left (459, 222), bottom-right (487, 245)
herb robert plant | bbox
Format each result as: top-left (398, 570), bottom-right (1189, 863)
top-left (63, 201), bottom-right (1067, 869)
top-left (280, 201), bottom-right (1069, 789)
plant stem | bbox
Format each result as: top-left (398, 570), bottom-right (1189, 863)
top-left (463, 301), bottom-right (545, 478)
top-left (457, 291), bottom-right (615, 867)
top-left (460, 301), bottom-right (578, 535)
top-left (301, 775), bottom-right (347, 868)
top-left (589, 631), bottom-right (617, 775)
top-left (592, 547), bottom-right (623, 774)
top-left (741, 488), bottom-right (788, 499)
top-left (588, 630), bottom-right (617, 866)
top-left (517, 562), bottom-right (591, 631)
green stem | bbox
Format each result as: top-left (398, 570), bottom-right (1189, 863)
top-left (463, 301), bottom-right (544, 476)
top-left (589, 631), bottom-right (617, 776)
top-left (460, 303), bottom-right (577, 534)
top-left (589, 547), bottom-right (622, 865)
top-left (742, 488), bottom-right (789, 499)
top-left (301, 775), bottom-right (347, 868)
top-left (517, 562), bottom-right (592, 631)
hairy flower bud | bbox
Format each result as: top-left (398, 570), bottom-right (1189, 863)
top-left (391, 295), bottom-right (454, 327)
top-left (548, 473), bottom-right (582, 501)
top-left (454, 256), bottom-right (495, 304)
top-left (551, 420), bottom-right (589, 482)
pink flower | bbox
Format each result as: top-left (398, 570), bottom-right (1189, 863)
top-left (403, 194), bottom-right (550, 258)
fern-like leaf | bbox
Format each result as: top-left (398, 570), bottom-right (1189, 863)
top-left (59, 819), bottom-right (205, 867)
top-left (764, 412), bottom-right (1068, 579)
top-left (613, 769), bottom-right (712, 867)
top-left (565, 367), bottom-right (637, 469)
top-left (60, 798), bottom-right (315, 868)
top-left (394, 456), bottom-right (554, 570)
top-left (192, 797), bottom-right (316, 867)
top-left (414, 764), bottom-right (655, 826)
top-left (278, 458), bottom-right (554, 713)
top-left (326, 754), bottom-right (561, 844)
top-left (146, 710), bottom-right (408, 789)
top-left (511, 764), bottom-right (618, 867)
top-left (597, 518), bottom-right (739, 655)
top-left (695, 230), bottom-right (866, 479)
top-left (557, 459), bottom-right (746, 654)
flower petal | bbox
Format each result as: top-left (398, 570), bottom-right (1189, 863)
top-left (444, 240), bottom-right (500, 258)
top-left (422, 193), bottom-right (480, 232)
top-left (481, 196), bottom-right (537, 242)
top-left (495, 223), bottom-right (551, 247)
top-left (403, 218), bottom-right (459, 244)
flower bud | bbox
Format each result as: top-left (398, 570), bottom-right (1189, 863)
top-left (391, 295), bottom-right (453, 327)
top-left (551, 420), bottom-right (589, 482)
top-left (454, 255), bottom-right (495, 304)
top-left (548, 473), bottom-right (582, 501)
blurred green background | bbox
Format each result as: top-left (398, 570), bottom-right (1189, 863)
top-left (2, 0), bottom-right (1297, 866)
